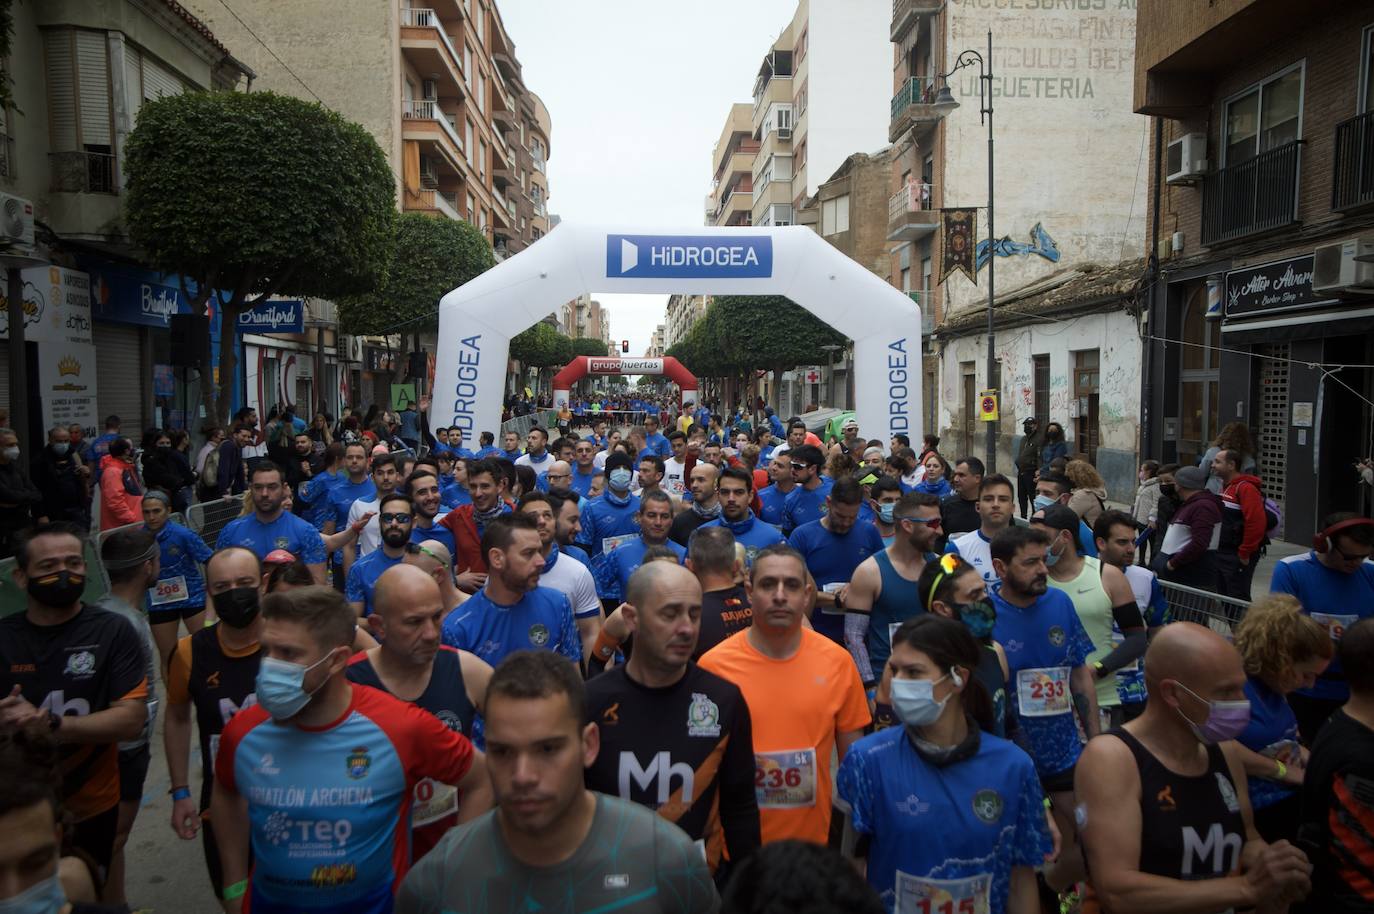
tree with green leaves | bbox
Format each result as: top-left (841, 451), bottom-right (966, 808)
top-left (570, 337), bottom-right (609, 358)
top-left (337, 211), bottom-right (493, 381)
top-left (710, 295), bottom-right (846, 403)
top-left (125, 90), bottom-right (396, 423)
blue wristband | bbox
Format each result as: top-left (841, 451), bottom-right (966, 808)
top-left (171, 787), bottom-right (192, 801)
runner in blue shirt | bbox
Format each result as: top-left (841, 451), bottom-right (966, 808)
top-left (141, 489), bottom-right (214, 667)
top-left (699, 466), bottom-right (785, 566)
top-left (346, 492), bottom-right (414, 617)
top-left (472, 432), bottom-right (500, 460)
top-left (788, 476), bottom-right (885, 644)
top-left (601, 491), bottom-right (684, 602)
top-left (988, 524), bottom-right (1097, 895)
top-left (217, 461), bottom-right (327, 582)
top-left (756, 458), bottom-right (796, 528)
top-left (1270, 513), bottom-right (1374, 742)
top-left (443, 427), bottom-right (475, 460)
top-left (296, 445), bottom-right (342, 532)
top-left (441, 513), bottom-right (582, 668)
top-left (584, 419), bottom-right (610, 450)
top-left (325, 442), bottom-right (377, 567)
top-left (780, 445), bottom-right (833, 535)
top-left (643, 415), bottom-right (672, 458)
top-left (569, 439), bottom-right (600, 497)
top-left (500, 430), bottom-right (523, 462)
top-left (839, 615), bottom-right (1052, 914)
top-left (576, 453), bottom-right (641, 561)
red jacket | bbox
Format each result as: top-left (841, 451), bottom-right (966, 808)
top-left (1221, 473), bottom-right (1266, 562)
top-left (99, 459), bottom-right (143, 531)
top-left (438, 501), bottom-right (514, 573)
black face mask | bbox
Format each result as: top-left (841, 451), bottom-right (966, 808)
top-left (213, 587), bottom-right (261, 628)
top-left (1160, 483), bottom-right (1178, 499)
top-left (27, 570), bottom-right (85, 608)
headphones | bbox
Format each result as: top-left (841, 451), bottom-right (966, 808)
top-left (950, 668), bottom-right (965, 688)
top-left (1314, 517), bottom-right (1374, 554)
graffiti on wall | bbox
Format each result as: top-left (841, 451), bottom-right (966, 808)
top-left (976, 223), bottom-right (1061, 273)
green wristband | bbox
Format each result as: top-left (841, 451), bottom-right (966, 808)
top-left (223, 879), bottom-right (247, 901)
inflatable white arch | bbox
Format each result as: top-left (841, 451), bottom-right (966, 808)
top-left (433, 225), bottom-right (923, 441)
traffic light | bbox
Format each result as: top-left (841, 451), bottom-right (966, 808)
top-left (621, 340), bottom-right (629, 353)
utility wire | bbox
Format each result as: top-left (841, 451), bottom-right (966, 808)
top-left (214, 0), bottom-right (323, 103)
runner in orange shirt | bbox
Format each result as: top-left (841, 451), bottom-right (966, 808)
top-left (699, 543), bottom-right (871, 845)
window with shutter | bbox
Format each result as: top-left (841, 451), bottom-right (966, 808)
top-left (142, 55), bottom-right (183, 101)
top-left (74, 30), bottom-right (112, 146)
top-left (124, 45), bottom-right (143, 110)
top-left (45, 30), bottom-right (79, 150)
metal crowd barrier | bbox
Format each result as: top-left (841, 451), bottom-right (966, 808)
top-left (185, 497), bottom-right (245, 551)
top-left (499, 409), bottom-right (556, 438)
top-left (1158, 579), bottom-right (1250, 638)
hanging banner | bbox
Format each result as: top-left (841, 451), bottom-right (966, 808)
top-left (978, 389), bottom-right (999, 422)
top-left (940, 209), bottom-right (978, 286)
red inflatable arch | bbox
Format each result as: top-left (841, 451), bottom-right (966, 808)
top-left (552, 356), bottom-right (698, 409)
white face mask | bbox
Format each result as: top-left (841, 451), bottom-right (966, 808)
top-left (890, 674), bottom-right (952, 727)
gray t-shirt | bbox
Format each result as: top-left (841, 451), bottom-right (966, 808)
top-left (397, 792), bottom-right (718, 914)
top-left (92, 594), bottom-right (157, 750)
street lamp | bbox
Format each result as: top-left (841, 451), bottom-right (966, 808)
top-left (931, 30), bottom-right (997, 473)
top-left (820, 343), bottom-right (842, 408)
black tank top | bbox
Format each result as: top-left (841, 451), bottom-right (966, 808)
top-left (184, 626), bottom-right (261, 807)
top-left (974, 643), bottom-right (1009, 739)
top-left (346, 646), bottom-right (476, 737)
top-left (1112, 727), bottom-right (1247, 882)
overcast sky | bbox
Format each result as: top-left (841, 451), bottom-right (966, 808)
top-left (500, 0), bottom-right (798, 354)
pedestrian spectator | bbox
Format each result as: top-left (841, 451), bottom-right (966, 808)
top-left (1152, 464), bottom-right (1223, 591)
top-left (32, 424), bottom-right (91, 529)
top-left (1039, 422), bottom-right (1068, 475)
top-left (1214, 448), bottom-right (1268, 600)
top-left (1015, 416), bottom-right (1044, 518)
top-left (1300, 617), bottom-right (1374, 911)
top-left (1230, 593), bottom-right (1332, 845)
top-left (308, 412), bottom-right (333, 453)
top-left (214, 425), bottom-right (252, 498)
top-left (99, 438), bottom-right (143, 531)
top-left (915, 452), bottom-right (952, 497)
top-left (1033, 472), bottom-right (1098, 557)
top-left (1199, 421), bottom-right (1256, 494)
top-left (918, 434), bottom-right (941, 466)
top-left (1272, 514), bottom-right (1374, 743)
top-left (1065, 459), bottom-right (1109, 527)
top-left (141, 429), bottom-right (193, 513)
top-left (1150, 462), bottom-right (1181, 562)
top-left (398, 399), bottom-right (421, 450)
top-left (1133, 459), bottom-right (1161, 563)
top-left (1076, 622), bottom-right (1313, 912)
top-left (940, 456), bottom-right (984, 537)
top-left (0, 428), bottom-right (41, 556)
top-left (85, 415), bottom-right (122, 467)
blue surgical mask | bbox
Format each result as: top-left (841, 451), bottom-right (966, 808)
top-left (1045, 538), bottom-right (1065, 567)
top-left (877, 503), bottom-right (896, 524)
top-left (50, 443), bottom-right (69, 456)
top-left (255, 652), bottom-right (335, 720)
top-left (0, 872), bottom-right (66, 914)
top-left (608, 468), bottom-right (633, 491)
top-left (1033, 494), bottom-right (1055, 511)
top-left (891, 674), bottom-right (951, 727)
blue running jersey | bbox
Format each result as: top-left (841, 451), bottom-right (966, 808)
top-left (440, 585), bottom-right (582, 667)
top-left (217, 512), bottom-right (327, 565)
top-left (148, 521), bottom-right (213, 613)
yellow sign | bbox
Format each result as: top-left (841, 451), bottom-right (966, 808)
top-left (978, 389), bottom-right (999, 422)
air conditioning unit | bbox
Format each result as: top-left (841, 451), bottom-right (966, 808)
top-left (0, 193), bottom-right (35, 249)
top-left (422, 79), bottom-right (437, 100)
top-left (1166, 133), bottom-right (1208, 185)
top-left (418, 155), bottom-right (439, 188)
top-left (776, 127), bottom-right (792, 140)
top-left (1312, 237), bottom-right (1374, 294)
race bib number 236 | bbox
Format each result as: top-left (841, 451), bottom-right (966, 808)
top-left (754, 748), bottom-right (817, 809)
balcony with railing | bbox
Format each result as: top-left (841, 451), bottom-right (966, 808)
top-left (891, 0), bottom-right (945, 41)
top-left (1334, 111), bottom-right (1374, 213)
top-left (889, 76), bottom-right (946, 144)
top-left (402, 99), bottom-right (465, 171)
top-left (888, 182), bottom-right (938, 241)
top-left (404, 187), bottom-right (462, 222)
top-left (1201, 141), bottom-right (1302, 246)
top-left (907, 287), bottom-right (936, 335)
top-left (50, 150), bottom-right (116, 194)
top-left (399, 8), bottom-right (464, 94)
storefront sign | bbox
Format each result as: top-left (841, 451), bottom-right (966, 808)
top-left (0, 265), bottom-right (93, 344)
top-left (1225, 255), bottom-right (1322, 317)
top-left (237, 300), bottom-right (304, 334)
top-left (38, 341), bottom-right (98, 438)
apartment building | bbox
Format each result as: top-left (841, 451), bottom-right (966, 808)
top-left (1, 0), bottom-right (256, 450)
top-left (559, 294), bottom-right (612, 354)
top-left (185, 0), bottom-right (552, 404)
top-left (707, 105), bottom-right (758, 226)
top-left (748, 0), bottom-right (890, 229)
top-left (1136, 0), bottom-right (1374, 543)
top-left (887, 0), bottom-right (1147, 495)
top-left (665, 294), bottom-right (708, 349)
top-left (648, 325), bottom-right (667, 359)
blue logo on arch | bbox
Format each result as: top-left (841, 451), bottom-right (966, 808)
top-left (606, 234), bottom-right (773, 279)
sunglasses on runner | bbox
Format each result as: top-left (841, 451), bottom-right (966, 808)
top-left (896, 515), bottom-right (942, 527)
top-left (380, 512), bottom-right (412, 524)
top-left (404, 542), bottom-right (444, 563)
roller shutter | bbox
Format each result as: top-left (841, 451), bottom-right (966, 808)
top-left (93, 323), bottom-right (143, 434)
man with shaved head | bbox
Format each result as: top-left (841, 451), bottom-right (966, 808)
top-left (584, 561), bottom-right (760, 881)
top-left (1076, 622), bottom-right (1312, 911)
top-left (401, 538), bottom-right (468, 615)
top-left (669, 462), bottom-right (721, 547)
top-left (348, 563), bottom-right (492, 859)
